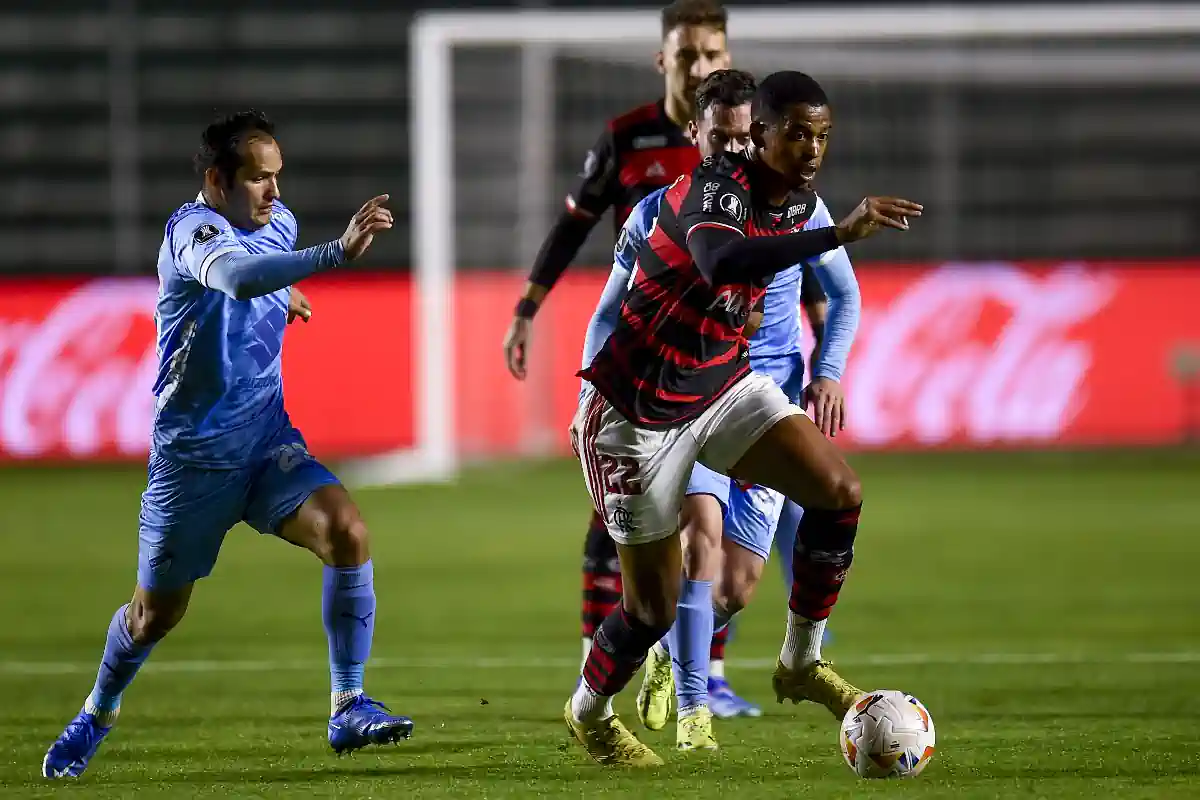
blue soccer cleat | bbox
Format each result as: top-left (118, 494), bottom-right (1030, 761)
top-left (328, 695), bottom-right (414, 754)
top-left (708, 677), bottom-right (763, 719)
top-left (42, 710), bottom-right (112, 779)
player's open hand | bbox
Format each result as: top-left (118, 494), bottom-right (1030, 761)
top-left (805, 377), bottom-right (846, 437)
top-left (287, 288), bottom-right (312, 324)
top-left (503, 316), bottom-right (532, 380)
top-left (836, 197), bottom-right (923, 243)
top-left (340, 194), bottom-right (393, 261)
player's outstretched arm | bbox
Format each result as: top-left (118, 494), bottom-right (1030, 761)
top-left (204, 242), bottom-right (345, 301)
top-left (687, 195), bottom-right (921, 287)
top-left (201, 196), bottom-right (392, 301)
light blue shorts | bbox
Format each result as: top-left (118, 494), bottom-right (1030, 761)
top-left (137, 424), bottom-right (339, 591)
top-left (683, 353), bottom-right (807, 560)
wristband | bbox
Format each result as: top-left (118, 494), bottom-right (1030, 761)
top-left (515, 298), bottom-right (539, 319)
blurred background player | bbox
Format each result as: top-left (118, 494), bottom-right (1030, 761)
top-left (567, 70), bottom-right (921, 766)
top-left (498, 0), bottom-right (761, 711)
top-left (42, 111), bottom-right (411, 779)
top-left (633, 72), bottom-right (863, 748)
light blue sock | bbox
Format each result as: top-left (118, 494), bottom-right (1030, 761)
top-left (84, 604), bottom-right (155, 726)
top-left (323, 560), bottom-right (375, 711)
top-left (667, 578), bottom-right (714, 712)
top-left (774, 499), bottom-right (804, 582)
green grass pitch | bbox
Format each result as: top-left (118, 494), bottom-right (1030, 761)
top-left (2, 450), bottom-right (1198, 798)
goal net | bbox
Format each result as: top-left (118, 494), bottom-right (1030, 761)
top-left (347, 3), bottom-right (1200, 487)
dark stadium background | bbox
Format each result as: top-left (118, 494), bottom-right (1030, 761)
top-left (1, 3), bottom-right (1198, 797)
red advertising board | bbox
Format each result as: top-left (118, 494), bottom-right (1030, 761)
top-left (0, 263), bottom-right (1196, 463)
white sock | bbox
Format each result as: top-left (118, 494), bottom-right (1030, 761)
top-left (570, 680), bottom-right (614, 723)
top-left (83, 696), bottom-right (120, 728)
top-left (780, 612), bottom-right (826, 670)
top-left (580, 637), bottom-right (593, 670)
top-left (331, 688), bottom-right (363, 715)
top-left (709, 658), bottom-right (725, 679)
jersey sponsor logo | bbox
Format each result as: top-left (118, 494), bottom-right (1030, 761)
top-left (632, 134), bottom-right (668, 150)
top-left (719, 193), bottom-right (746, 224)
top-left (707, 286), bottom-right (752, 316)
top-left (644, 161), bottom-right (666, 178)
top-left (787, 203), bottom-right (808, 220)
top-left (193, 223), bottom-right (220, 244)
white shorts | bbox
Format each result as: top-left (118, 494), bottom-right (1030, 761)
top-left (573, 371), bottom-right (801, 547)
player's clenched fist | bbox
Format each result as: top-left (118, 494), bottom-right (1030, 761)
top-left (340, 194), bottom-right (393, 260)
top-left (836, 197), bottom-right (923, 243)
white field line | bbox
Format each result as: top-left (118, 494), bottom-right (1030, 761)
top-left (2, 651), bottom-right (1198, 676)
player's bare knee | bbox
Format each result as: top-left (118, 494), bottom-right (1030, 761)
top-left (818, 465), bottom-right (862, 509)
top-left (725, 580), bottom-right (756, 616)
top-left (128, 597), bottom-right (187, 645)
top-left (315, 506), bottom-right (370, 567)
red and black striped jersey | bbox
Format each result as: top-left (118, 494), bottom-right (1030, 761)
top-left (566, 99), bottom-right (700, 234)
top-left (579, 151), bottom-right (817, 428)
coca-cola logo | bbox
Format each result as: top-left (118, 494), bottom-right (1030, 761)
top-left (845, 264), bottom-right (1117, 446)
top-left (0, 279), bottom-right (159, 457)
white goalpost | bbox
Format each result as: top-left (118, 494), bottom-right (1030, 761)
top-left (344, 3), bottom-right (1200, 488)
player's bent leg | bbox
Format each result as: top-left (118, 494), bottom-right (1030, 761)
top-left (672, 492), bottom-right (721, 750)
top-left (639, 487), bottom-right (722, 733)
top-left (709, 539), bottom-right (768, 719)
top-left (709, 484), bottom-right (777, 720)
top-left (566, 533), bottom-right (677, 767)
top-left (44, 452), bottom-right (241, 781)
top-left (638, 487), bottom-right (722, 747)
top-left (43, 584), bottom-right (193, 780)
top-left (270, 477), bottom-right (413, 753)
top-left (729, 413), bottom-right (864, 719)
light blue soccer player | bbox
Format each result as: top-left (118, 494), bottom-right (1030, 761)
top-left (573, 72), bottom-right (862, 750)
top-left (43, 111), bottom-right (412, 779)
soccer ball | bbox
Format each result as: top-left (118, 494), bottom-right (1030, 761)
top-left (839, 689), bottom-right (936, 779)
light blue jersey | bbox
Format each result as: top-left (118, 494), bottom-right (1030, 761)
top-left (154, 198), bottom-right (298, 467)
top-left (139, 197), bottom-right (345, 590)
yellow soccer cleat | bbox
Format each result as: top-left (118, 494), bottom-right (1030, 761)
top-left (635, 643), bottom-right (674, 731)
top-left (563, 701), bottom-right (664, 767)
top-left (772, 660), bottom-right (864, 720)
top-left (675, 706), bottom-right (719, 752)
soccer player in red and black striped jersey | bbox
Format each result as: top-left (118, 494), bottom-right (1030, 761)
top-left (500, 0), bottom-right (734, 682)
top-left (564, 71), bottom-right (923, 766)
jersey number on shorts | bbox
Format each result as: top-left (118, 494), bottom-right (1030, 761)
top-left (597, 454), bottom-right (643, 495)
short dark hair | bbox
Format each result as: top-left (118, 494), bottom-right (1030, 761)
top-left (695, 69), bottom-right (756, 117)
top-left (193, 110), bottom-right (276, 178)
top-left (752, 71), bottom-right (829, 125)
top-left (661, 0), bottom-right (727, 39)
